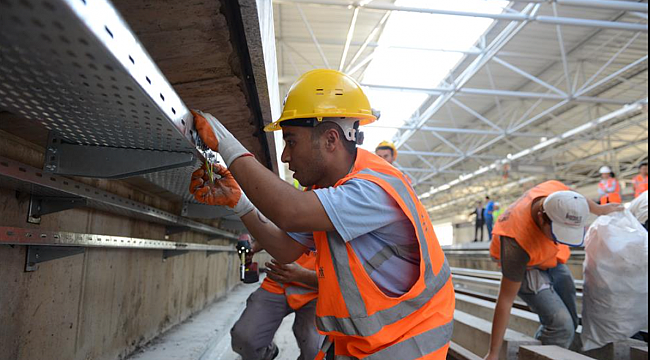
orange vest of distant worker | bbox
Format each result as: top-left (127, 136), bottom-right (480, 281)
top-left (490, 181), bottom-right (572, 270)
top-left (313, 149), bottom-right (455, 360)
top-left (633, 174), bottom-right (648, 199)
top-left (260, 252), bottom-right (318, 310)
top-left (598, 178), bottom-right (622, 204)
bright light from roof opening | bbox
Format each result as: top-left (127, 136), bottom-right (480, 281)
top-left (361, 0), bottom-right (509, 152)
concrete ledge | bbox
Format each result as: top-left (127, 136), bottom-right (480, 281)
top-left (453, 310), bottom-right (540, 360)
top-left (630, 345), bottom-right (648, 360)
top-left (519, 345), bottom-right (595, 360)
top-left (582, 340), bottom-right (649, 360)
top-left (455, 293), bottom-right (540, 337)
top-left (449, 341), bottom-right (483, 360)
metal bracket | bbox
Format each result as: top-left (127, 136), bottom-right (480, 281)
top-left (162, 249), bottom-right (189, 260)
top-left (25, 245), bottom-right (84, 272)
top-left (181, 202), bottom-right (234, 219)
top-left (44, 133), bottom-right (196, 179)
top-left (165, 226), bottom-right (191, 236)
top-left (27, 195), bottom-right (87, 224)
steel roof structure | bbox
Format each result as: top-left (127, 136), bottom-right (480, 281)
top-left (273, 0), bottom-right (648, 218)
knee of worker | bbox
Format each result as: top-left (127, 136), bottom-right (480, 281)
top-left (545, 311), bottom-right (576, 345)
top-left (231, 319), bottom-right (257, 349)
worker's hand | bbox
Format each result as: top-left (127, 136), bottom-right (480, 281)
top-left (483, 353), bottom-right (499, 360)
top-left (191, 110), bottom-right (252, 167)
top-left (595, 202), bottom-right (625, 216)
top-left (189, 164), bottom-right (255, 217)
top-left (266, 260), bottom-right (308, 285)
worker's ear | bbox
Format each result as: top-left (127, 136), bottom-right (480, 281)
top-left (323, 128), bottom-right (340, 153)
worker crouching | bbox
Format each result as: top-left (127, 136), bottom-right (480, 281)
top-left (189, 69), bottom-right (455, 360)
top-left (483, 181), bottom-right (622, 360)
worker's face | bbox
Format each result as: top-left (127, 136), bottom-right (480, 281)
top-left (537, 203), bottom-right (554, 240)
top-left (601, 172), bottom-right (611, 179)
top-left (640, 165), bottom-right (648, 176)
top-left (281, 126), bottom-right (326, 187)
top-left (376, 149), bottom-right (395, 164)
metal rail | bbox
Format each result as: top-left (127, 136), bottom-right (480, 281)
top-left (0, 227), bottom-right (235, 252)
top-left (0, 156), bottom-right (238, 240)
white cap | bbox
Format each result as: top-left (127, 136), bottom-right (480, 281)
top-left (599, 166), bottom-right (612, 174)
top-left (543, 191), bottom-right (589, 247)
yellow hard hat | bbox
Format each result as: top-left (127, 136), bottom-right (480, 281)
top-left (264, 69), bottom-right (377, 132)
top-left (376, 141), bottom-right (398, 158)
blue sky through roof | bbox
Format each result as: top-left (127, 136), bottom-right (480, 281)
top-left (360, 0), bottom-right (509, 153)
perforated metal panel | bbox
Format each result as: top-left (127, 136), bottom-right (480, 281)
top-left (0, 0), bottom-right (196, 151)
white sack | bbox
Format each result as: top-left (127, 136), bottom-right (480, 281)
top-left (581, 210), bottom-right (648, 351)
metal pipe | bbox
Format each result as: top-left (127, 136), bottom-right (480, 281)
top-left (275, 0), bottom-right (649, 32)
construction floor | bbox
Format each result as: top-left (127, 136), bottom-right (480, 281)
top-left (126, 278), bottom-right (300, 360)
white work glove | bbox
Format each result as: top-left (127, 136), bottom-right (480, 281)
top-left (191, 110), bottom-right (252, 167)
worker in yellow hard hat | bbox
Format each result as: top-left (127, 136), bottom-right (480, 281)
top-left (188, 69), bottom-right (454, 360)
top-left (375, 141), bottom-right (398, 165)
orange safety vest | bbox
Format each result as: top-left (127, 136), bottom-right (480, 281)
top-left (598, 178), bottom-right (622, 204)
top-left (313, 149), bottom-right (455, 360)
top-left (260, 252), bottom-right (318, 310)
top-left (633, 174), bottom-right (648, 199)
top-left (490, 180), bottom-right (572, 270)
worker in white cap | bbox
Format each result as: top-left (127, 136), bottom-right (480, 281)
top-left (598, 166), bottom-right (621, 204)
top-left (483, 181), bottom-right (622, 360)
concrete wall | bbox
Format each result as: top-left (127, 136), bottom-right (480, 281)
top-left (0, 130), bottom-right (240, 360)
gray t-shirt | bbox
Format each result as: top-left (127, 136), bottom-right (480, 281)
top-left (500, 236), bottom-right (531, 282)
top-left (289, 178), bottom-right (420, 297)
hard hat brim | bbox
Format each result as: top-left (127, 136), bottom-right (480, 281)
top-left (264, 113), bottom-right (377, 132)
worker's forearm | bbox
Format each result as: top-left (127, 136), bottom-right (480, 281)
top-left (230, 157), bottom-right (304, 229)
top-left (488, 281), bottom-right (519, 356)
top-left (240, 210), bottom-right (306, 263)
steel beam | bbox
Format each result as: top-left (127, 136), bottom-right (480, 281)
top-left (344, 11), bottom-right (391, 73)
top-left (400, 151), bottom-right (501, 160)
top-left (339, 6), bottom-right (360, 71)
top-left (362, 84), bottom-right (633, 105)
top-left (508, 0), bottom-right (648, 13)
top-left (296, 4), bottom-right (331, 68)
top-left (275, 0), bottom-right (649, 32)
top-left (366, 125), bottom-right (550, 138)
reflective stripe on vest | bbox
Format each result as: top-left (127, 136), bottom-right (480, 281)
top-left (315, 168), bottom-right (452, 338)
top-left (321, 322), bottom-right (453, 360)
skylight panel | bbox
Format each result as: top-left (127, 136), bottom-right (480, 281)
top-left (361, 0), bottom-right (509, 151)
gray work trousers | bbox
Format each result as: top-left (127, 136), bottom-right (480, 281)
top-left (518, 263), bottom-right (579, 348)
top-left (231, 287), bottom-right (322, 360)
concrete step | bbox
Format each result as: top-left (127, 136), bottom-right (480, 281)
top-left (581, 340), bottom-right (649, 360)
top-left (519, 345), bottom-right (595, 360)
top-left (630, 345), bottom-right (648, 360)
top-left (453, 310), bottom-right (540, 360)
top-left (448, 342), bottom-right (482, 360)
top-left (455, 293), bottom-right (540, 337)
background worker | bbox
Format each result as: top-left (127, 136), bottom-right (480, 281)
top-left (483, 181), bottom-right (622, 360)
top-left (189, 69), bottom-right (454, 360)
top-left (230, 235), bottom-right (321, 360)
top-left (484, 196), bottom-right (495, 240)
top-left (633, 163), bottom-right (648, 199)
top-left (375, 141), bottom-right (397, 165)
top-left (493, 202), bottom-right (505, 222)
top-left (469, 200), bottom-right (485, 242)
top-left (598, 166), bottom-right (621, 204)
